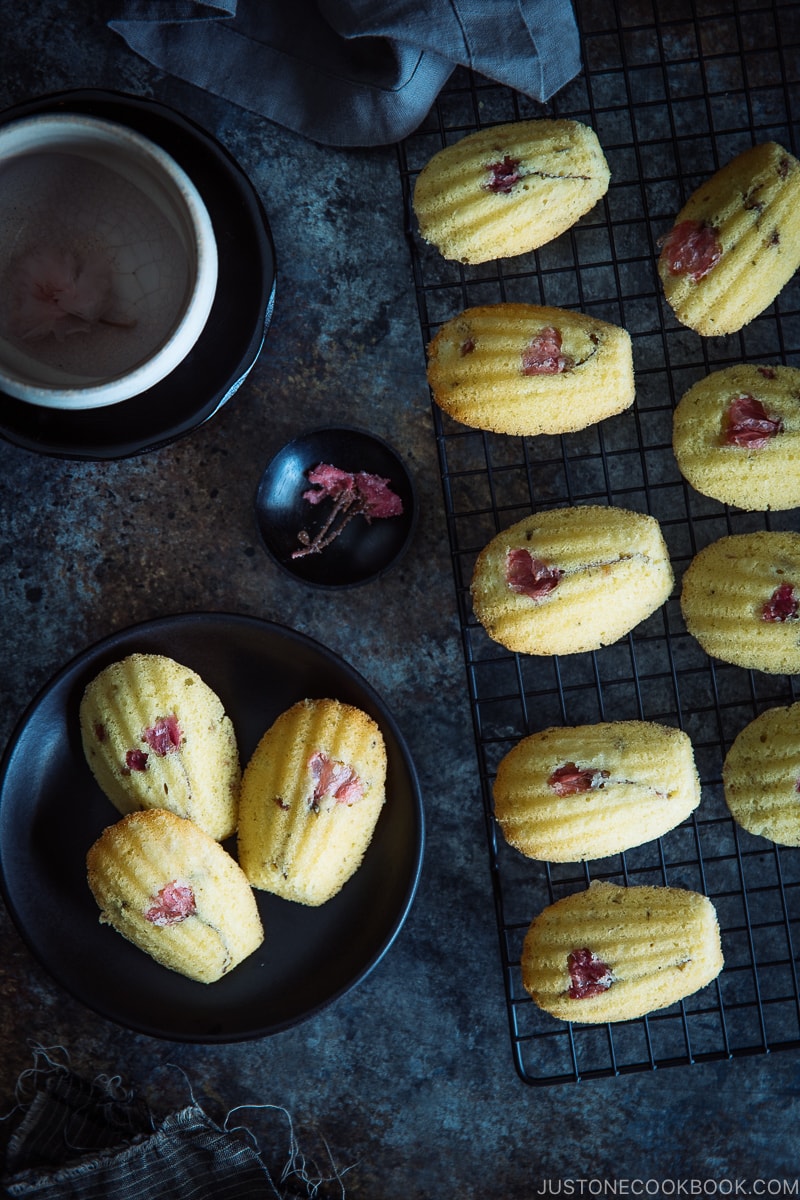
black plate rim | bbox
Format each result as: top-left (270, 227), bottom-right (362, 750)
top-left (0, 88), bottom-right (277, 461)
top-left (0, 611), bottom-right (425, 1043)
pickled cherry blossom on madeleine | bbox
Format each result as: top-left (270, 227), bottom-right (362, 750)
top-left (672, 364), bottom-right (800, 512)
top-left (680, 530), bottom-right (800, 674)
top-left (657, 141), bottom-right (800, 335)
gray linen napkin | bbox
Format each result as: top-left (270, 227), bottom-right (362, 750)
top-left (2, 1060), bottom-right (333, 1199)
top-left (108, 0), bottom-right (582, 147)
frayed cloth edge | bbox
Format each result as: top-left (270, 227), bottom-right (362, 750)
top-left (1, 1046), bottom-right (350, 1199)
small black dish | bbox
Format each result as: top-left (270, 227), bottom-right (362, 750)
top-left (0, 89), bottom-right (276, 460)
top-left (256, 427), bottom-right (417, 588)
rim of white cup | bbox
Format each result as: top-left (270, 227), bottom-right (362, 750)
top-left (0, 113), bottom-right (219, 410)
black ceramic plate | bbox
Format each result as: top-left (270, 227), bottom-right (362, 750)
top-left (255, 427), bottom-right (417, 587)
top-left (0, 613), bottom-right (424, 1042)
top-left (0, 89), bottom-right (276, 460)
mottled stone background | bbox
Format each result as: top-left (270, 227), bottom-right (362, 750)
top-left (0, 1), bottom-right (799, 1196)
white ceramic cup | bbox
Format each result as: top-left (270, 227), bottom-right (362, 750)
top-left (0, 113), bottom-right (218, 409)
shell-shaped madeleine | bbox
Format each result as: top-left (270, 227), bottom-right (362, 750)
top-left (413, 119), bottom-right (610, 264)
top-left (680, 531), bottom-right (800, 674)
top-left (80, 653), bottom-right (240, 841)
top-left (237, 698), bottom-right (387, 906)
top-left (470, 505), bottom-right (673, 656)
top-left (672, 364), bottom-right (800, 512)
top-left (86, 809), bottom-right (263, 984)
top-left (494, 721), bottom-right (700, 862)
top-left (658, 142), bottom-right (800, 336)
top-left (426, 304), bottom-right (634, 436)
top-left (723, 702), bottom-right (800, 845)
top-left (521, 881), bottom-right (723, 1023)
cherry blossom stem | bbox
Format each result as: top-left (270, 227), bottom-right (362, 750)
top-left (292, 493), bottom-right (366, 558)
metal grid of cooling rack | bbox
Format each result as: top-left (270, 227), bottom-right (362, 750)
top-left (398, 0), bottom-right (800, 1084)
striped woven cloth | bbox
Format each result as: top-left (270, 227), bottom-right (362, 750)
top-left (2, 1059), bottom-right (324, 1199)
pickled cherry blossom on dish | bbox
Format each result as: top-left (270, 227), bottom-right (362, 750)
top-left (292, 462), bottom-right (404, 558)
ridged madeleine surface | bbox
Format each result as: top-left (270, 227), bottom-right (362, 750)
top-left (80, 653), bottom-right (240, 841)
top-left (426, 304), bottom-right (634, 436)
top-left (470, 505), bottom-right (674, 656)
top-left (673, 364), bottom-right (800, 511)
top-left (237, 698), bottom-right (387, 906)
top-left (723, 702), bottom-right (800, 845)
top-left (494, 721), bottom-right (700, 862)
top-left (521, 881), bottom-right (723, 1023)
top-left (680, 531), bottom-right (800, 674)
top-left (658, 142), bottom-right (800, 335)
top-left (86, 809), bottom-right (264, 984)
top-left (413, 119), bottom-right (610, 264)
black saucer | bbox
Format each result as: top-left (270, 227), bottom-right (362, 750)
top-left (0, 89), bottom-right (276, 460)
top-left (255, 427), bottom-right (417, 587)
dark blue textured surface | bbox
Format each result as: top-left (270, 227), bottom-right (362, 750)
top-left (1, 1), bottom-right (799, 1194)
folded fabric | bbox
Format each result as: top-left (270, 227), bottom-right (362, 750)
top-left (108, 0), bottom-right (583, 147)
top-left (2, 1053), bottom-right (337, 1199)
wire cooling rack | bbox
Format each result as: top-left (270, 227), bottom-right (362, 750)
top-left (398, 0), bottom-right (800, 1084)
